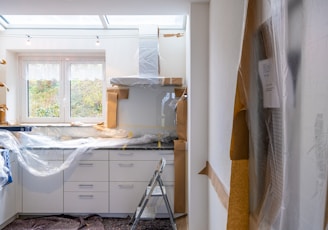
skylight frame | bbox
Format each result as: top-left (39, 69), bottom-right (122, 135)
top-left (0, 15), bottom-right (186, 30)
top-left (0, 15), bottom-right (105, 29)
top-left (105, 15), bottom-right (186, 29)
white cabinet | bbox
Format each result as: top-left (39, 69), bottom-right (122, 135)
top-left (19, 148), bottom-right (174, 216)
top-left (22, 149), bottom-right (64, 213)
top-left (63, 149), bottom-right (109, 213)
top-left (0, 153), bottom-right (17, 227)
top-left (109, 150), bottom-right (174, 214)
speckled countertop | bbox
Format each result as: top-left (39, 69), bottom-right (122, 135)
top-left (27, 141), bottom-right (174, 150)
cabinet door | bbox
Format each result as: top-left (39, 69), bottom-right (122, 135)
top-left (22, 161), bottom-right (63, 213)
top-left (109, 181), bottom-right (147, 213)
top-left (0, 161), bottom-right (17, 226)
top-left (110, 181), bottom-right (174, 215)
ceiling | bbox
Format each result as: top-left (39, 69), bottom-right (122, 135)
top-left (0, 0), bottom-right (209, 15)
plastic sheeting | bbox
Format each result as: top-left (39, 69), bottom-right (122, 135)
top-left (246, 0), bottom-right (328, 229)
top-left (0, 130), bottom-right (172, 178)
top-left (0, 149), bottom-right (12, 190)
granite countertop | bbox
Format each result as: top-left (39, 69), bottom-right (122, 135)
top-left (27, 141), bottom-right (174, 150)
top-left (107, 141), bottom-right (174, 150)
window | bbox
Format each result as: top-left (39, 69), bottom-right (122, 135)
top-left (20, 55), bottom-right (105, 123)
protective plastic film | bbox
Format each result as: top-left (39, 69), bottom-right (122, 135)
top-left (0, 129), bottom-right (173, 177)
top-left (246, 0), bottom-right (328, 229)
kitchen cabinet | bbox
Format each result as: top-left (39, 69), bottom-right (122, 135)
top-left (109, 150), bottom-right (174, 214)
top-left (22, 149), bottom-right (64, 213)
top-left (63, 149), bottom-right (109, 213)
top-left (19, 148), bottom-right (174, 216)
top-left (0, 152), bottom-right (17, 227)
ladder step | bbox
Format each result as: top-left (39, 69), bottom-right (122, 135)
top-left (147, 185), bottom-right (166, 196)
top-left (136, 206), bottom-right (156, 220)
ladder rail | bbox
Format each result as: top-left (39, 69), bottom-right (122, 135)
top-left (130, 158), bottom-right (176, 230)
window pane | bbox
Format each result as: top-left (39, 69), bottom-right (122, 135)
top-left (70, 63), bottom-right (103, 118)
top-left (27, 63), bottom-right (60, 118)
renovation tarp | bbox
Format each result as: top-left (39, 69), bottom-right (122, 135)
top-left (0, 129), bottom-right (173, 177)
top-left (245, 0), bottom-right (328, 229)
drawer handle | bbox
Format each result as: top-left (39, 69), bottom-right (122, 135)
top-left (78, 194), bottom-right (94, 199)
top-left (79, 184), bottom-right (94, 188)
top-left (165, 184), bottom-right (174, 188)
top-left (159, 152), bottom-right (173, 155)
top-left (118, 163), bottom-right (134, 167)
top-left (118, 152), bottom-right (134, 156)
top-left (165, 163), bottom-right (174, 166)
top-left (78, 163), bottom-right (94, 166)
top-left (118, 184), bottom-right (134, 189)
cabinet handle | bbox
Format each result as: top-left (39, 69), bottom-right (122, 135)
top-left (118, 184), bottom-right (134, 189)
top-left (118, 163), bottom-right (134, 167)
top-left (78, 194), bottom-right (94, 199)
top-left (118, 152), bottom-right (134, 156)
top-left (165, 162), bottom-right (174, 166)
top-left (78, 163), bottom-right (94, 166)
top-left (159, 152), bottom-right (173, 155)
top-left (78, 184), bottom-right (94, 188)
top-left (165, 184), bottom-right (174, 188)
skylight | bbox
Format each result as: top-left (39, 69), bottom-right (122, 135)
top-left (0, 15), bottom-right (105, 29)
top-left (0, 15), bottom-right (186, 30)
top-left (106, 15), bottom-right (185, 29)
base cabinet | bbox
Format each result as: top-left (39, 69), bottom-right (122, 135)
top-left (110, 181), bottom-right (147, 213)
top-left (63, 149), bottom-right (109, 213)
top-left (109, 150), bottom-right (175, 215)
top-left (20, 148), bottom-right (174, 216)
top-left (22, 161), bottom-right (64, 213)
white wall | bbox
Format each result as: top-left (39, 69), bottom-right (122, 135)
top-left (299, 1), bottom-right (328, 229)
top-left (0, 29), bottom-right (185, 134)
top-left (208, 0), bottom-right (247, 229)
top-left (188, 3), bottom-right (209, 230)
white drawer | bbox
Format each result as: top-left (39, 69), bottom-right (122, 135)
top-left (64, 149), bottom-right (108, 161)
top-left (110, 160), bottom-right (174, 182)
top-left (110, 150), bottom-right (174, 161)
top-left (109, 182), bottom-right (174, 214)
top-left (64, 161), bottom-right (108, 182)
top-left (64, 192), bottom-right (109, 213)
top-left (29, 149), bottom-right (63, 161)
top-left (64, 182), bottom-right (108, 192)
top-left (110, 181), bottom-right (148, 213)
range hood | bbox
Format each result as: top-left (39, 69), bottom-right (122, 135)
top-left (110, 25), bottom-right (183, 87)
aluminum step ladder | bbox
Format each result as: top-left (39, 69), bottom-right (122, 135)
top-left (129, 157), bottom-right (177, 230)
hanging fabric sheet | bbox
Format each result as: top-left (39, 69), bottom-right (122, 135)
top-left (0, 149), bottom-right (12, 190)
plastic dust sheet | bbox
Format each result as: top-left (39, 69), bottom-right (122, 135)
top-left (0, 129), bottom-right (171, 177)
top-left (244, 0), bottom-right (328, 229)
top-left (0, 149), bottom-right (12, 190)
top-left (109, 25), bottom-right (184, 87)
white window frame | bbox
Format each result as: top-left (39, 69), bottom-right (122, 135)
top-left (19, 54), bottom-right (106, 124)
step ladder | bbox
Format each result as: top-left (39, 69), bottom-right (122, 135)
top-left (129, 157), bottom-right (177, 230)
